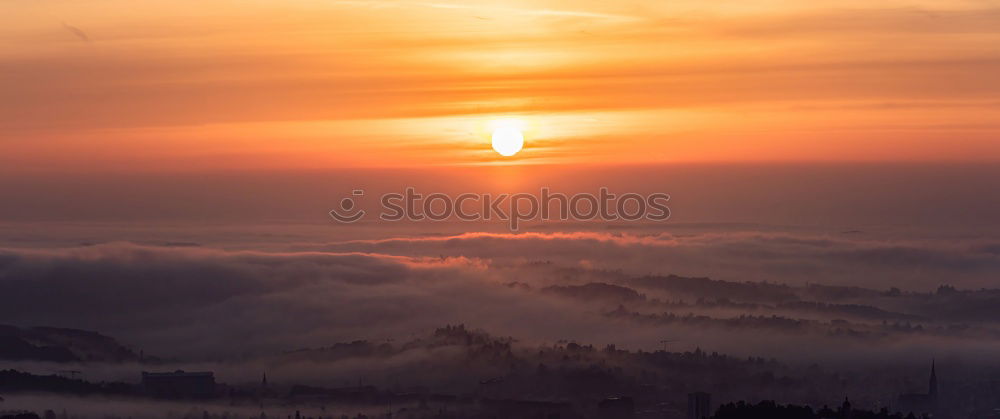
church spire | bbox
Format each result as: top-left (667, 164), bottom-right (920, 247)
top-left (928, 359), bottom-right (937, 398)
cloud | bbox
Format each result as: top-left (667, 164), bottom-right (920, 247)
top-left (333, 0), bottom-right (640, 22)
top-left (61, 22), bottom-right (90, 42)
top-left (310, 231), bottom-right (1000, 290)
top-left (0, 243), bottom-right (606, 358)
top-left (1, 227), bottom-right (999, 369)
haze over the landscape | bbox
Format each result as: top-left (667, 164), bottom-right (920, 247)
top-left (1, 1), bottom-right (999, 419)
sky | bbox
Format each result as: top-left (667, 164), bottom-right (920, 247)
top-left (3, 1), bottom-right (1000, 390)
top-left (3, 0), bottom-right (1000, 172)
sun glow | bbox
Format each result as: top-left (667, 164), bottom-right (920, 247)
top-left (490, 118), bottom-right (525, 157)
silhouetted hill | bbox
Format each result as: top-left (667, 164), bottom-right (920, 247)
top-left (712, 400), bottom-right (919, 419)
top-left (542, 282), bottom-right (644, 303)
top-left (0, 324), bottom-right (140, 363)
top-left (628, 274), bottom-right (800, 304)
top-left (0, 369), bottom-right (134, 395)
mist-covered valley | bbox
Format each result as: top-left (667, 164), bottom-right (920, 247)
top-left (2, 223), bottom-right (1000, 418)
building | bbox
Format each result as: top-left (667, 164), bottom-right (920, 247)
top-left (598, 396), bottom-right (635, 419)
top-left (480, 398), bottom-right (575, 418)
top-left (142, 370), bottom-right (216, 399)
top-left (897, 360), bottom-right (938, 416)
top-left (688, 392), bottom-right (711, 419)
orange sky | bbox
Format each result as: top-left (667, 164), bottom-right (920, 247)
top-left (3, 0), bottom-right (1000, 171)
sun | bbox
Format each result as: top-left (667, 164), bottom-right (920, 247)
top-left (490, 118), bottom-right (525, 157)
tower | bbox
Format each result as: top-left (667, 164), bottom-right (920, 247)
top-left (840, 397), bottom-right (853, 419)
top-left (687, 392), bottom-right (711, 419)
top-left (928, 359), bottom-right (937, 399)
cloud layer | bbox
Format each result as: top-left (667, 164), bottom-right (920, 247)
top-left (2, 227), bottom-right (999, 368)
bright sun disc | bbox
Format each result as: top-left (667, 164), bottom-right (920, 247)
top-left (491, 120), bottom-right (524, 157)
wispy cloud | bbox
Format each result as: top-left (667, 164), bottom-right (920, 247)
top-left (416, 2), bottom-right (641, 22)
top-left (61, 22), bottom-right (90, 42)
top-left (332, 0), bottom-right (640, 22)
